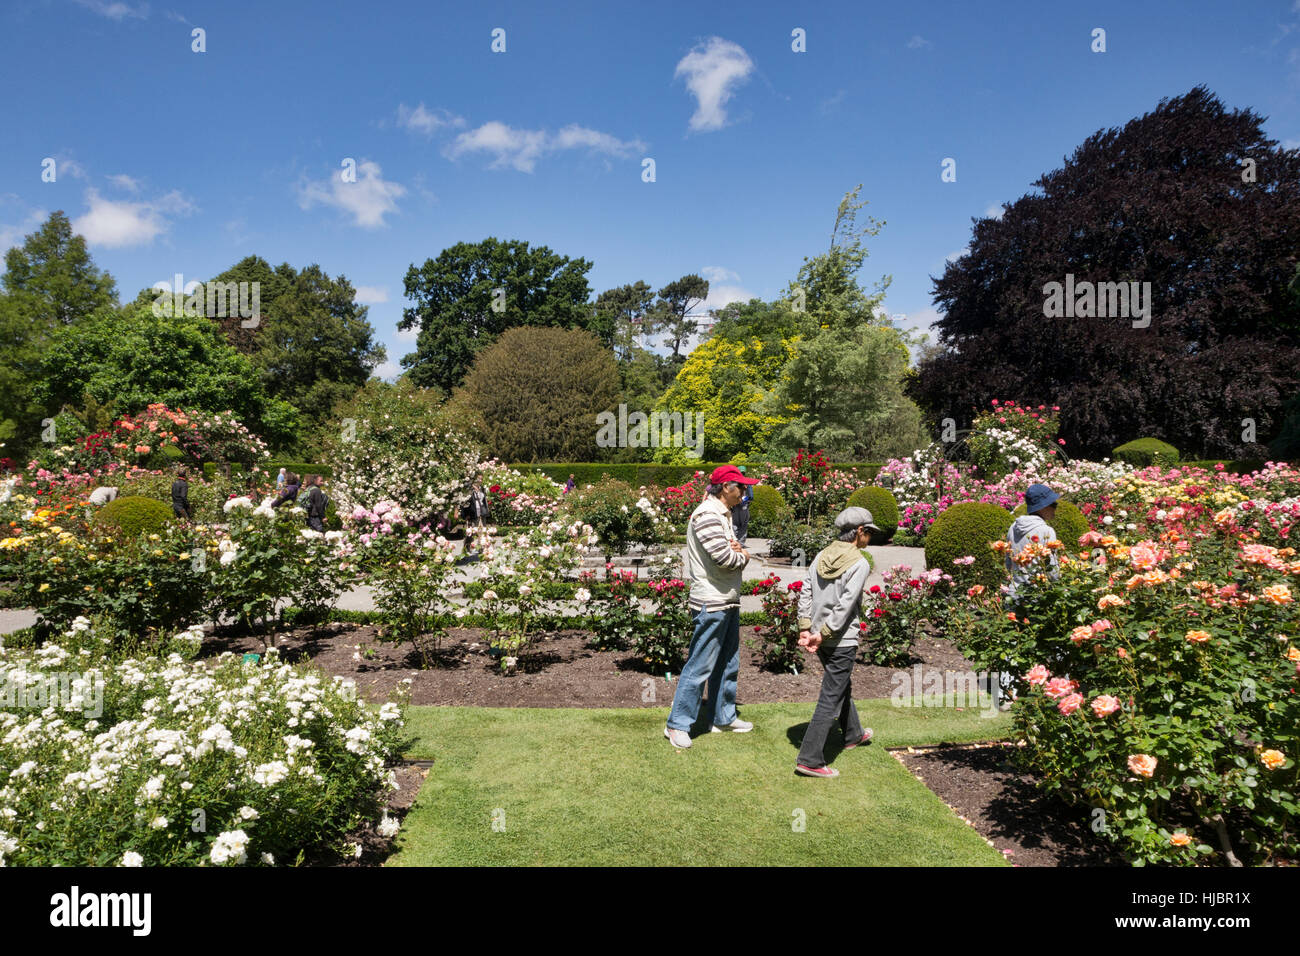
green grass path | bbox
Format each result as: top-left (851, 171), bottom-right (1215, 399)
top-left (388, 700), bottom-right (1013, 866)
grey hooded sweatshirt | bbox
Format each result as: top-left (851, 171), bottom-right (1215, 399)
top-left (1005, 513), bottom-right (1059, 600)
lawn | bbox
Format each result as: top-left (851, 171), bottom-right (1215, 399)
top-left (388, 700), bottom-right (1014, 866)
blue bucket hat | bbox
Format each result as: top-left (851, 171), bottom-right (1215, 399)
top-left (1024, 483), bottom-right (1060, 514)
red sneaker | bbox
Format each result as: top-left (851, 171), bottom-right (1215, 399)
top-left (843, 729), bottom-right (874, 750)
top-left (795, 764), bottom-right (840, 778)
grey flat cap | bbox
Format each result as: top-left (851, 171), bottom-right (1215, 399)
top-left (835, 506), bottom-right (881, 532)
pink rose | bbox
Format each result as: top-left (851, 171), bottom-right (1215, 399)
top-left (1091, 695), bottom-right (1121, 717)
top-left (1127, 754), bottom-right (1157, 778)
top-left (1044, 677), bottom-right (1079, 699)
top-left (1057, 693), bottom-right (1083, 716)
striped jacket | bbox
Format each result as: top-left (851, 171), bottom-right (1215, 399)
top-left (684, 495), bottom-right (748, 611)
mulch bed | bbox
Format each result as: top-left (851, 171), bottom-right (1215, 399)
top-left (200, 621), bottom-right (975, 709)
top-left (894, 743), bottom-right (1128, 867)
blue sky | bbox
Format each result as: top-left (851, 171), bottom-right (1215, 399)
top-left (3, 0), bottom-right (1300, 377)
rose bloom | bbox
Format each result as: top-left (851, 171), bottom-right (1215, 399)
top-left (1097, 594), bottom-right (1124, 609)
top-left (1287, 646), bottom-right (1300, 663)
top-left (1069, 625), bottom-right (1093, 644)
top-left (1117, 647), bottom-right (1128, 659)
top-left (1044, 677), bottom-right (1078, 699)
top-left (1262, 584), bottom-right (1292, 605)
top-left (1127, 753), bottom-right (1158, 778)
top-left (1260, 749), bottom-right (1287, 771)
top-left (1169, 832), bottom-right (1192, 847)
top-left (966, 584), bottom-right (985, 598)
top-left (1057, 693), bottom-right (1084, 716)
top-left (1091, 694), bottom-right (1121, 717)
top-left (1091, 619), bottom-right (1113, 633)
top-left (1128, 542), bottom-right (1162, 571)
top-left (1184, 629), bottom-right (1211, 644)
top-left (1024, 664), bottom-right (1050, 685)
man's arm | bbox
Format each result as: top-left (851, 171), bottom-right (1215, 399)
top-left (694, 511), bottom-right (746, 568)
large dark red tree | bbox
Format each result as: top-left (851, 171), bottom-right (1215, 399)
top-left (909, 87), bottom-right (1300, 459)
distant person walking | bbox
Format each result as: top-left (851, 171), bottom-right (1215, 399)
top-left (272, 472), bottom-right (300, 509)
top-left (793, 507), bottom-right (880, 778)
top-left (664, 465), bottom-right (759, 749)
top-left (171, 468), bottom-right (191, 521)
top-left (276, 467), bottom-right (287, 493)
top-left (564, 474), bottom-right (576, 494)
top-left (732, 469), bottom-right (753, 545)
top-left (304, 475), bottom-right (327, 532)
top-left (463, 480), bottom-right (490, 553)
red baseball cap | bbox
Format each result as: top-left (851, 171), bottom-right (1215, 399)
top-left (710, 465), bottom-right (758, 485)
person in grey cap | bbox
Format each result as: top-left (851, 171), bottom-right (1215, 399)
top-left (792, 506), bottom-right (879, 778)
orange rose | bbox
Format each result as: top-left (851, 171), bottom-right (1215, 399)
top-left (1260, 749), bottom-right (1286, 771)
top-left (1262, 585), bottom-right (1292, 605)
top-left (1184, 629), bottom-right (1211, 644)
top-left (1127, 754), bottom-right (1157, 778)
top-left (1169, 832), bottom-right (1192, 847)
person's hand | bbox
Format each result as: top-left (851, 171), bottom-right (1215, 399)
top-left (730, 540), bottom-right (744, 552)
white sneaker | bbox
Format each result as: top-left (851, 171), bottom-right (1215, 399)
top-left (711, 719), bottom-right (753, 733)
top-left (664, 727), bottom-right (692, 749)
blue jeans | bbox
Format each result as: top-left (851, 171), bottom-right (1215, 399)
top-left (666, 607), bottom-right (740, 732)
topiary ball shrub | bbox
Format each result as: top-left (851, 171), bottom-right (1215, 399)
top-left (1011, 499), bottom-right (1091, 549)
top-left (1113, 438), bottom-right (1180, 468)
top-left (95, 495), bottom-right (175, 537)
top-left (924, 502), bottom-right (1014, 589)
top-left (847, 486), bottom-right (899, 544)
top-left (748, 484), bottom-right (790, 537)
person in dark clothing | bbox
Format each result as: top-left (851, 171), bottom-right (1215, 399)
top-left (171, 468), bottom-right (191, 521)
top-left (272, 472), bottom-right (301, 509)
top-left (564, 474), bottom-right (576, 493)
top-left (304, 474), bottom-right (327, 532)
top-left (462, 480), bottom-right (490, 554)
top-left (732, 472), bottom-right (752, 545)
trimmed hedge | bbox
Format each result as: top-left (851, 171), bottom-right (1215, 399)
top-left (1178, 459), bottom-right (1271, 475)
top-left (748, 484), bottom-right (790, 537)
top-left (1112, 438), bottom-right (1180, 468)
top-left (1012, 499), bottom-right (1091, 549)
top-left (516, 461), bottom-right (885, 488)
top-left (847, 486), bottom-right (899, 543)
top-left (201, 461), bottom-right (247, 482)
top-left (95, 495), bottom-right (175, 537)
top-left (924, 502), bottom-right (1014, 589)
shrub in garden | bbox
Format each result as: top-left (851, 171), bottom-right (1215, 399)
top-left (583, 567), bottom-right (642, 652)
top-left (636, 567), bottom-right (692, 672)
top-left (748, 574), bottom-right (805, 673)
top-left (747, 484), bottom-right (790, 537)
top-left (923, 502), bottom-right (1014, 589)
top-left (657, 471), bottom-right (708, 527)
top-left (949, 519), bottom-right (1299, 866)
top-left (760, 449), bottom-right (860, 522)
top-left (1011, 499), bottom-right (1091, 548)
top-left (1113, 438), bottom-right (1181, 468)
top-left (858, 566), bottom-right (954, 665)
top-left (765, 514), bottom-right (836, 562)
top-left (967, 400), bottom-right (1064, 478)
top-left (847, 486), bottom-right (899, 543)
top-left (561, 478), bottom-right (670, 559)
top-left (0, 623), bottom-right (406, 866)
top-left (94, 496), bottom-right (175, 538)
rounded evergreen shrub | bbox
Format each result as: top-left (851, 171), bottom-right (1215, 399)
top-left (924, 502), bottom-right (1014, 588)
top-left (1011, 498), bottom-right (1091, 549)
top-left (1113, 438), bottom-right (1180, 468)
top-left (847, 486), bottom-right (899, 543)
top-left (748, 484), bottom-right (789, 537)
top-left (95, 496), bottom-right (175, 537)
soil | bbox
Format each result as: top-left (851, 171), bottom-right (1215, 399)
top-left (200, 621), bottom-right (976, 709)
top-left (894, 743), bottom-right (1128, 867)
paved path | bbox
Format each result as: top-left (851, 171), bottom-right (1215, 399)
top-left (0, 538), bottom-right (928, 634)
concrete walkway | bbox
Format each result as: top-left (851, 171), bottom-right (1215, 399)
top-left (0, 537), bottom-right (929, 634)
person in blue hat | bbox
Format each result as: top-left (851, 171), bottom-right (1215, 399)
top-left (1006, 482), bottom-right (1061, 602)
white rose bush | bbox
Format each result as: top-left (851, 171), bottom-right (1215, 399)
top-left (0, 621), bottom-right (406, 866)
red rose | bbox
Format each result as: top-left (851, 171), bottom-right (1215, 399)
top-left (873, 607), bottom-right (886, 617)
top-left (869, 585), bottom-right (882, 594)
top-left (888, 593), bottom-right (903, 601)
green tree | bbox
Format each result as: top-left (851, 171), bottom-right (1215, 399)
top-left (451, 326), bottom-right (620, 462)
top-left (0, 211), bottom-right (118, 454)
top-left (654, 274), bottom-right (710, 359)
top-left (34, 306), bottom-right (298, 451)
top-left (398, 238), bottom-right (595, 392)
top-left (592, 281), bottom-right (656, 359)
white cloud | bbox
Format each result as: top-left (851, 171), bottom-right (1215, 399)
top-left (396, 103), bottom-right (464, 137)
top-left (983, 203), bottom-right (1005, 220)
top-left (945, 247), bottom-right (970, 263)
top-left (1284, 138), bottom-right (1300, 150)
top-left (53, 156), bottom-right (88, 180)
top-left (0, 208), bottom-right (50, 254)
top-left (906, 35), bottom-right (932, 50)
top-left (297, 159), bottom-right (406, 228)
top-left (395, 322), bottom-right (419, 342)
top-left (353, 285), bottom-right (388, 304)
top-left (72, 188), bottom-right (194, 247)
top-left (74, 0), bottom-right (149, 19)
top-left (444, 122), bottom-right (645, 173)
top-left (107, 173), bottom-right (140, 192)
top-left (700, 265), bottom-right (741, 285)
top-left (674, 37), bottom-right (755, 132)
top-left (372, 360), bottom-right (402, 381)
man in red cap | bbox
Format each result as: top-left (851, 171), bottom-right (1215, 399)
top-left (664, 465), bottom-right (759, 749)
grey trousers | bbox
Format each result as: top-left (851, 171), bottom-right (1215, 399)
top-left (796, 640), bottom-right (864, 768)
